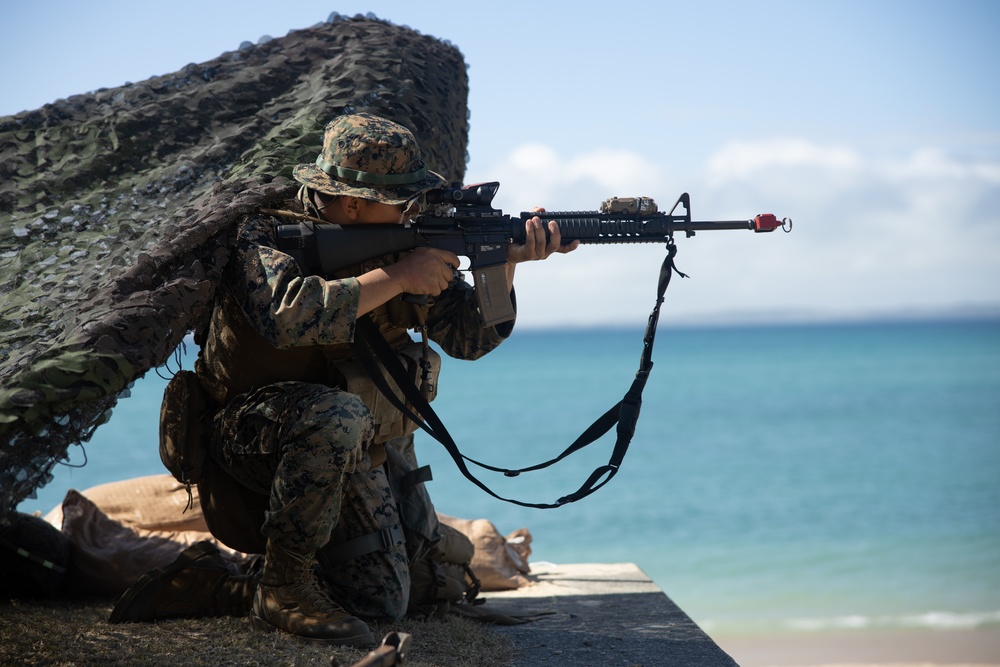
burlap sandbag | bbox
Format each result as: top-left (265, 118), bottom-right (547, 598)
top-left (57, 490), bottom-right (236, 597)
top-left (44, 473), bottom-right (207, 533)
top-left (439, 514), bottom-right (532, 591)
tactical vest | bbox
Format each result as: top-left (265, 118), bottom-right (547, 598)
top-left (195, 278), bottom-right (441, 445)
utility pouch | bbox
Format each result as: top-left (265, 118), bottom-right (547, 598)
top-left (333, 342), bottom-right (440, 444)
top-left (397, 340), bottom-right (441, 404)
top-left (408, 522), bottom-right (481, 617)
top-left (159, 370), bottom-right (212, 490)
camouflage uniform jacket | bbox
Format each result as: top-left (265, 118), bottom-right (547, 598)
top-left (196, 208), bottom-right (514, 441)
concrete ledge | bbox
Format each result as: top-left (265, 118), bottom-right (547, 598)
top-left (477, 563), bottom-right (739, 666)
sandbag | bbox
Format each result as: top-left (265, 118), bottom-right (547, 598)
top-left (57, 489), bottom-right (237, 597)
top-left (439, 514), bottom-right (532, 591)
top-left (43, 473), bottom-right (208, 533)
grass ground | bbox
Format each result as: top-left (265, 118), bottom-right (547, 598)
top-left (0, 597), bottom-right (515, 667)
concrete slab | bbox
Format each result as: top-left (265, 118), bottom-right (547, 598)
top-left (477, 562), bottom-right (739, 667)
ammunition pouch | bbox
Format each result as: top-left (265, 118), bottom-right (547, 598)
top-left (330, 341), bottom-right (440, 444)
top-left (159, 370), bottom-right (213, 489)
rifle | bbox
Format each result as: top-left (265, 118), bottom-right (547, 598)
top-left (271, 181), bottom-right (791, 508)
top-left (273, 181), bottom-right (792, 326)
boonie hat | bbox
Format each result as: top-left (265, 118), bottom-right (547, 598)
top-left (293, 113), bottom-right (446, 205)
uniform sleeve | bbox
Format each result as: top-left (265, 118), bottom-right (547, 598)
top-left (225, 214), bottom-right (361, 348)
top-left (425, 276), bottom-right (516, 360)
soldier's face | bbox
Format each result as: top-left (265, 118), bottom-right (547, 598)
top-left (356, 199), bottom-right (419, 225)
top-left (326, 197), bottom-right (417, 225)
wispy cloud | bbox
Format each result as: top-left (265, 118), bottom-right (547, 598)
top-left (470, 143), bottom-right (668, 212)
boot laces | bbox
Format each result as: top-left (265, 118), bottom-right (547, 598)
top-left (289, 557), bottom-right (344, 617)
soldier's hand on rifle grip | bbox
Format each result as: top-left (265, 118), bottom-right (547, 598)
top-left (357, 247), bottom-right (458, 316)
top-left (386, 246), bottom-right (460, 297)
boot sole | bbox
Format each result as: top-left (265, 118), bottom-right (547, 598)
top-left (249, 612), bottom-right (375, 647)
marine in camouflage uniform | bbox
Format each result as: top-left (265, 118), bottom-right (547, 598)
top-left (195, 113), bottom-right (576, 646)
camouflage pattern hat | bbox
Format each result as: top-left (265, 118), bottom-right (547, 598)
top-left (293, 113), bottom-right (446, 205)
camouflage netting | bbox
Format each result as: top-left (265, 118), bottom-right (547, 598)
top-left (0, 13), bottom-right (470, 517)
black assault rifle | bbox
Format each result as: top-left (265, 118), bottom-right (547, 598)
top-left (273, 181), bottom-right (792, 326)
top-left (271, 181), bottom-right (791, 508)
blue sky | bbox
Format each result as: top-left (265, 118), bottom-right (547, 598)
top-left (3, 0), bottom-right (998, 327)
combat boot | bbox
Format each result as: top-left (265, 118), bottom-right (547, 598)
top-left (250, 539), bottom-right (375, 646)
top-left (109, 541), bottom-right (258, 623)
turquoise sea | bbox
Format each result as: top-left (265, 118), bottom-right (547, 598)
top-left (16, 318), bottom-right (1000, 638)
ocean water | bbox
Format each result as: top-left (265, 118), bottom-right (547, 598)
top-left (16, 318), bottom-right (1000, 637)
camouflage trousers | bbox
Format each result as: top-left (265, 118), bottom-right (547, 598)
top-left (208, 381), bottom-right (410, 619)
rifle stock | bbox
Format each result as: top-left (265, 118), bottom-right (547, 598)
top-left (275, 182), bottom-right (791, 326)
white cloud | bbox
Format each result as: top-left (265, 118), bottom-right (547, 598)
top-left (467, 139), bottom-right (1000, 328)
top-left (467, 143), bottom-right (667, 212)
top-left (701, 139), bottom-right (1000, 214)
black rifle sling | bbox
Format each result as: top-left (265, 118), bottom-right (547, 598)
top-left (351, 242), bottom-right (685, 509)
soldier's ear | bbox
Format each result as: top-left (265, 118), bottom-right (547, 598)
top-left (341, 197), bottom-right (363, 221)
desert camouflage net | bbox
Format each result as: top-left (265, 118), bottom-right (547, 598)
top-left (0, 13), bottom-right (470, 517)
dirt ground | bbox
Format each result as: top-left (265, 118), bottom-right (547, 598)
top-left (0, 596), bottom-right (515, 667)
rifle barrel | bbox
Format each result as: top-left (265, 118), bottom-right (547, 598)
top-left (514, 212), bottom-right (754, 243)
